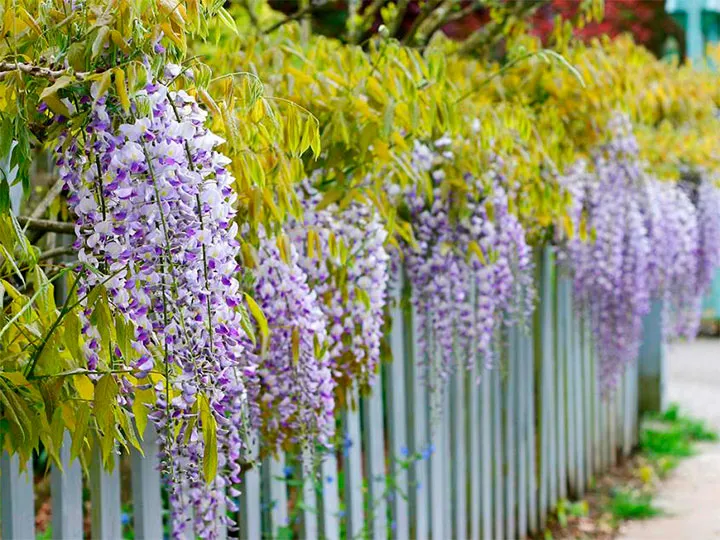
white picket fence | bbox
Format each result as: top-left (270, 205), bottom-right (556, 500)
top-left (0, 248), bottom-right (640, 540)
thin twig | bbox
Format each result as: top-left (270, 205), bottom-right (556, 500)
top-left (37, 245), bottom-right (75, 262)
top-left (263, 5), bottom-right (313, 35)
top-left (30, 178), bottom-right (64, 220)
top-left (16, 216), bottom-right (75, 234)
top-left (0, 61), bottom-right (88, 82)
top-left (401, 0), bottom-right (443, 45)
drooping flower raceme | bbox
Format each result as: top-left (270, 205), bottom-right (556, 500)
top-left (560, 114), bottom-right (720, 389)
top-left (287, 181), bottom-right (390, 398)
top-left (56, 82), bottom-right (252, 538)
top-left (246, 232), bottom-right (336, 451)
top-left (402, 139), bottom-right (535, 394)
top-left (560, 115), bottom-right (652, 390)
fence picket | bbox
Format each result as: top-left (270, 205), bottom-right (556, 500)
top-left (301, 450), bottom-right (318, 540)
top-left (469, 355), bottom-right (482, 540)
top-left (320, 450), bottom-right (341, 540)
top-left (130, 425), bottom-right (163, 540)
top-left (51, 432), bottom-right (83, 540)
top-left (524, 326), bottom-right (539, 535)
top-left (239, 439), bottom-right (262, 540)
top-left (452, 355), bottom-right (467, 540)
top-left (90, 444), bottom-right (122, 540)
top-left (516, 325), bottom-right (528, 539)
top-left (362, 375), bottom-right (387, 539)
top-left (505, 327), bottom-right (517, 540)
top-left (556, 274), bottom-right (568, 503)
top-left (267, 454), bottom-right (289, 532)
top-left (1, 452), bottom-right (35, 540)
top-left (387, 271), bottom-right (410, 540)
top-left (409, 305), bottom-right (430, 540)
top-left (343, 395), bottom-right (364, 540)
top-left (492, 365), bottom-right (504, 540)
top-left (480, 363), bottom-right (492, 540)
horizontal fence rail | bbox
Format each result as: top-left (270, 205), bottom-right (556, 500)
top-left (0, 251), bottom-right (640, 539)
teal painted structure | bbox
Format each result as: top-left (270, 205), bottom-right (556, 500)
top-left (665, 0), bottom-right (720, 322)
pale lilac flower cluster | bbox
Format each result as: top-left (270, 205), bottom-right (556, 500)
top-left (403, 139), bottom-right (535, 388)
top-left (561, 114), bottom-right (720, 389)
top-left (247, 232), bottom-right (336, 450)
top-left (287, 181), bottom-right (390, 394)
top-left (56, 83), bottom-right (250, 538)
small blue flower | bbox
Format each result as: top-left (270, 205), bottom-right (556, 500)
top-left (121, 512), bottom-right (130, 526)
top-left (422, 444), bottom-right (434, 460)
top-left (338, 510), bottom-right (346, 518)
top-left (326, 475), bottom-right (334, 484)
top-left (400, 446), bottom-right (409, 458)
top-left (283, 465), bottom-right (294, 478)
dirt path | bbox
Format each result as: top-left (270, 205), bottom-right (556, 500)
top-left (619, 338), bottom-right (720, 539)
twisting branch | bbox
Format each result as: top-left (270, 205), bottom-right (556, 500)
top-left (30, 178), bottom-right (65, 220)
top-left (389, 0), bottom-right (411, 37)
top-left (0, 61), bottom-right (89, 82)
top-left (38, 245), bottom-right (75, 262)
top-left (16, 216), bottom-right (75, 235)
top-left (263, 4), bottom-right (314, 35)
top-left (401, 0), bottom-right (444, 45)
top-left (421, 1), bottom-right (484, 46)
top-left (458, 0), bottom-right (544, 56)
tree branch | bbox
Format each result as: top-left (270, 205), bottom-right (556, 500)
top-left (17, 216), bottom-right (75, 235)
top-left (0, 61), bottom-right (89, 82)
top-left (30, 178), bottom-right (65, 220)
top-left (38, 245), bottom-right (75, 262)
top-left (263, 5), bottom-right (314, 35)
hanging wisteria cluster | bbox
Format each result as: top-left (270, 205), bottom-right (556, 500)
top-left (561, 114), bottom-right (720, 390)
top-left (57, 82), bottom-right (251, 538)
top-left (246, 232), bottom-right (335, 451)
top-left (402, 138), bottom-right (535, 391)
top-left (287, 180), bottom-right (391, 399)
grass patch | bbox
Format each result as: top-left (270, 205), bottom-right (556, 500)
top-left (640, 403), bottom-right (718, 469)
top-left (542, 403), bottom-right (718, 538)
top-left (608, 488), bottom-right (661, 521)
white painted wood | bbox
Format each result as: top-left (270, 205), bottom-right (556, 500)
top-left (492, 366), bottom-right (504, 540)
top-left (469, 352), bottom-right (482, 540)
top-left (343, 396), bottom-right (364, 540)
top-left (1, 452), bottom-right (35, 540)
top-left (452, 354), bottom-right (467, 540)
top-left (90, 444), bottom-right (122, 540)
top-left (480, 363), bottom-right (492, 540)
top-left (130, 425), bottom-right (163, 540)
top-left (525, 325), bottom-right (538, 535)
top-left (387, 271), bottom-right (410, 540)
top-left (301, 450), bottom-right (318, 540)
top-left (51, 432), bottom-right (84, 540)
top-left (409, 305), bottom-right (430, 540)
top-left (362, 377), bottom-right (387, 539)
top-left (556, 274), bottom-right (567, 503)
top-left (320, 451), bottom-right (341, 540)
top-left (239, 438), bottom-right (262, 540)
top-left (516, 326), bottom-right (528, 539)
top-left (505, 326), bottom-right (517, 540)
top-left (267, 454), bottom-right (289, 532)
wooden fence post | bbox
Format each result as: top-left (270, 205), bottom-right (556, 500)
top-left (637, 300), bottom-right (667, 414)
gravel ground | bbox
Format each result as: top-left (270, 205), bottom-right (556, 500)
top-left (619, 338), bottom-right (720, 540)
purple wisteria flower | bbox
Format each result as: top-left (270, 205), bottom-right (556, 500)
top-left (560, 113), bottom-right (720, 389)
top-left (247, 232), bottom-right (336, 451)
top-left (401, 139), bottom-right (535, 404)
top-left (56, 81), bottom-right (252, 538)
top-left (287, 180), bottom-right (391, 397)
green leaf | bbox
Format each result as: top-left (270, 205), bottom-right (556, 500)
top-left (71, 403), bottom-right (91, 461)
top-left (243, 292), bottom-right (269, 350)
top-left (94, 374), bottom-right (118, 433)
top-left (39, 75), bottom-right (74, 101)
top-left (199, 394), bottom-right (218, 482)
